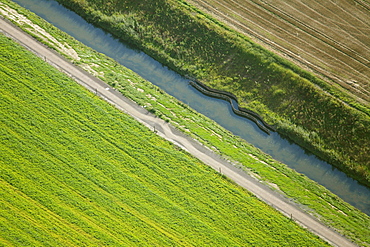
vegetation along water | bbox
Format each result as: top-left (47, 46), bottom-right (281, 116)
top-left (50, 0), bottom-right (370, 187)
top-left (1, 0), bottom-right (370, 245)
top-left (0, 19), bottom-right (336, 247)
top-left (8, 0), bottom-right (370, 214)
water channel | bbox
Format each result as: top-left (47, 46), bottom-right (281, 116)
top-left (12, 0), bottom-right (370, 215)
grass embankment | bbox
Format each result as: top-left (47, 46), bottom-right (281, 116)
top-left (1, 1), bottom-right (369, 245)
top-left (188, 0), bottom-right (370, 105)
top-left (54, 0), bottom-right (370, 186)
top-left (0, 34), bottom-right (331, 246)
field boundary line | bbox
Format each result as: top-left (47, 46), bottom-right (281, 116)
top-left (188, 0), bottom-right (370, 104)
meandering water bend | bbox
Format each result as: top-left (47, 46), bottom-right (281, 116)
top-left (12, 0), bottom-right (370, 215)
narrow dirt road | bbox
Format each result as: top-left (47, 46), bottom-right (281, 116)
top-left (0, 17), bottom-right (357, 247)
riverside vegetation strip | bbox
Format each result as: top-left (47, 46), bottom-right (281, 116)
top-left (187, 0), bottom-right (370, 105)
top-left (52, 0), bottom-right (370, 187)
top-left (1, 1), bottom-right (369, 246)
top-left (0, 29), bottom-right (332, 247)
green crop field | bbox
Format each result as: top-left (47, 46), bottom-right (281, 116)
top-left (51, 0), bottom-right (370, 187)
top-left (0, 33), bottom-right (332, 245)
top-left (1, 1), bottom-right (369, 245)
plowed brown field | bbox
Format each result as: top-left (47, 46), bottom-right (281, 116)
top-left (187, 0), bottom-right (370, 106)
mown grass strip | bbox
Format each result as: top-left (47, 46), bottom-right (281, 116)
top-left (1, 1), bottom-right (369, 245)
top-left (0, 33), bottom-right (331, 246)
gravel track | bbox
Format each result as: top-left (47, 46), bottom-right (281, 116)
top-left (0, 17), bottom-right (357, 247)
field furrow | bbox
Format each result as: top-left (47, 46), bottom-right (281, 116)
top-left (261, 0), bottom-right (370, 66)
top-left (2, 1), bottom-right (370, 245)
top-left (190, 0), bottom-right (370, 104)
top-left (1, 32), bottom-right (333, 246)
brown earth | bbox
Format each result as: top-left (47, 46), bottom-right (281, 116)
top-left (186, 0), bottom-right (370, 107)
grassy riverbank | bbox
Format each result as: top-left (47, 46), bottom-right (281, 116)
top-left (187, 0), bottom-right (370, 105)
top-left (52, 0), bottom-right (370, 187)
top-left (1, 1), bottom-right (369, 245)
top-left (0, 32), bottom-right (331, 246)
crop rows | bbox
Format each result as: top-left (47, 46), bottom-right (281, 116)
top-left (2, 1), bottom-right (369, 245)
top-left (0, 34), bottom-right (330, 246)
top-left (189, 0), bottom-right (370, 104)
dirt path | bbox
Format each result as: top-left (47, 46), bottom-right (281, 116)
top-left (0, 17), bottom-right (357, 247)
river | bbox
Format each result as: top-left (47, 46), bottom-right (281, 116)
top-left (11, 0), bottom-right (370, 215)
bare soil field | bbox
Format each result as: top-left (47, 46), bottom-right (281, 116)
top-left (187, 0), bottom-right (370, 106)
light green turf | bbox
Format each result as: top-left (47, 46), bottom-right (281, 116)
top-left (0, 1), bottom-right (368, 245)
top-left (0, 33), bottom-right (330, 246)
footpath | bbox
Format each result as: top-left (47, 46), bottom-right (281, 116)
top-left (0, 17), bottom-right (357, 247)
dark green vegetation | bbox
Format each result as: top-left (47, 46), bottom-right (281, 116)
top-left (54, 0), bottom-right (370, 186)
top-left (1, 1), bottom-right (369, 245)
top-left (187, 0), bottom-right (370, 105)
top-left (1, 1), bottom-right (370, 246)
top-left (0, 33), bottom-right (332, 246)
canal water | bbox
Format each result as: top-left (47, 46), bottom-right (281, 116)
top-left (12, 0), bottom-right (370, 215)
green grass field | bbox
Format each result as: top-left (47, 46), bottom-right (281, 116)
top-left (0, 33), bottom-right (332, 246)
top-left (52, 0), bottom-right (370, 186)
top-left (1, 1), bottom-right (369, 245)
